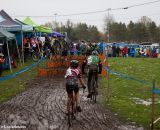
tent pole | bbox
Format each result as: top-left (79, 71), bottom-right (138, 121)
top-left (21, 30), bottom-right (24, 64)
top-left (6, 40), bottom-right (12, 72)
top-left (15, 38), bottom-right (22, 66)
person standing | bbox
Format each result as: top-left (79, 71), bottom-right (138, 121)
top-left (0, 53), bottom-right (5, 76)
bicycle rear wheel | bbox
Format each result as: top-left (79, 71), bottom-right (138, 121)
top-left (93, 81), bottom-right (97, 103)
top-left (91, 75), bottom-right (97, 103)
top-left (32, 52), bottom-right (40, 62)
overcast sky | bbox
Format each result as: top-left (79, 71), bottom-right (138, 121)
top-left (1, 0), bottom-right (160, 31)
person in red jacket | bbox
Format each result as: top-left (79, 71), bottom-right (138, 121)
top-left (122, 46), bottom-right (128, 57)
top-left (0, 53), bottom-right (5, 76)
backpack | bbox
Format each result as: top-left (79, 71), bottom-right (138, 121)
top-left (65, 68), bottom-right (79, 86)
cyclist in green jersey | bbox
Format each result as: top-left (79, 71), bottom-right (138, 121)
top-left (87, 50), bottom-right (102, 98)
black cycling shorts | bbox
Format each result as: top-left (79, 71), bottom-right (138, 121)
top-left (66, 84), bottom-right (79, 94)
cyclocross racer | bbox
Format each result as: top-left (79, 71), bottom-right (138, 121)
top-left (65, 60), bottom-right (87, 113)
top-left (87, 50), bottom-right (102, 98)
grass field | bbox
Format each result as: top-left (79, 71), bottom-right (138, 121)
top-left (102, 57), bottom-right (160, 129)
top-left (0, 59), bottom-right (46, 103)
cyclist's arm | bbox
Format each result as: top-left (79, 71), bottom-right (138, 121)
top-left (79, 78), bottom-right (86, 87)
top-left (78, 70), bottom-right (86, 87)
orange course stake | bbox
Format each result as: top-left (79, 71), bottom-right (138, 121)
top-left (98, 54), bottom-right (107, 77)
top-left (101, 68), bottom-right (107, 76)
top-left (38, 69), bottom-right (48, 76)
top-left (98, 54), bottom-right (105, 61)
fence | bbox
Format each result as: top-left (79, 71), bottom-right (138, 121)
top-left (0, 57), bottom-right (45, 81)
top-left (38, 54), bottom-right (107, 77)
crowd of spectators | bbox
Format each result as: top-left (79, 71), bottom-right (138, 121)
top-left (64, 41), bottom-right (104, 56)
top-left (106, 43), bottom-right (160, 58)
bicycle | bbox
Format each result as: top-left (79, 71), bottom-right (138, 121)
top-left (31, 47), bottom-right (51, 62)
top-left (67, 86), bottom-right (85, 127)
top-left (90, 70), bottom-right (98, 103)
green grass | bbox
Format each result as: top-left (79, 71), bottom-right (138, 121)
top-left (0, 59), bottom-right (47, 103)
top-left (102, 57), bottom-right (160, 129)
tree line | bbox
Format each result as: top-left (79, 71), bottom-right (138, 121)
top-left (44, 16), bottom-right (160, 43)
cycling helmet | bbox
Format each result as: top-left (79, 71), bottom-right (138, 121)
top-left (70, 60), bottom-right (79, 68)
top-left (92, 50), bottom-right (98, 56)
top-left (92, 42), bottom-right (96, 46)
top-left (0, 53), bottom-right (4, 57)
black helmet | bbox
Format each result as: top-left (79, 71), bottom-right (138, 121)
top-left (70, 60), bottom-right (79, 68)
top-left (92, 50), bottom-right (98, 56)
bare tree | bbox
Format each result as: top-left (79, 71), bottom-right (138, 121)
top-left (138, 16), bottom-right (152, 27)
top-left (103, 13), bottom-right (115, 33)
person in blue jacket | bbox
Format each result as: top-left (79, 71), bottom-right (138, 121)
top-left (98, 41), bottom-right (104, 54)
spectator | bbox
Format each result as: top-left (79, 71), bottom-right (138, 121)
top-left (112, 43), bottom-right (116, 57)
top-left (122, 46), bottom-right (127, 57)
top-left (116, 46), bottom-right (120, 57)
top-left (23, 35), bottom-right (30, 61)
top-left (76, 43), bottom-right (81, 55)
top-left (0, 53), bottom-right (5, 76)
top-left (98, 42), bottom-right (104, 54)
top-left (107, 46), bottom-right (112, 57)
top-left (80, 41), bottom-right (87, 55)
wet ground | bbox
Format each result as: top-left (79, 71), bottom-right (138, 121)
top-left (0, 76), bottom-right (145, 130)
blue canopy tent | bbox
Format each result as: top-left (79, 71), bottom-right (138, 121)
top-left (0, 29), bottom-right (22, 72)
top-left (49, 31), bottom-right (64, 37)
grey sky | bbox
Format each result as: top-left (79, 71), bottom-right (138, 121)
top-left (1, 0), bottom-right (160, 31)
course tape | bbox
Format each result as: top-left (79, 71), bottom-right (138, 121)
top-left (105, 67), bottom-right (152, 85)
top-left (152, 89), bottom-right (160, 94)
top-left (0, 58), bottom-right (46, 81)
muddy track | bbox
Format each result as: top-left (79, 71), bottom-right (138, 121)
top-left (0, 76), bottom-right (144, 130)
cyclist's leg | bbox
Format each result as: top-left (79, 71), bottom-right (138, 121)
top-left (74, 86), bottom-right (82, 112)
top-left (95, 70), bottom-right (98, 95)
top-left (95, 70), bottom-right (98, 87)
top-left (74, 86), bottom-right (79, 105)
top-left (87, 69), bottom-right (92, 98)
top-left (66, 84), bottom-right (73, 114)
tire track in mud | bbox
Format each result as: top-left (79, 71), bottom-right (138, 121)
top-left (0, 76), bottom-right (144, 130)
